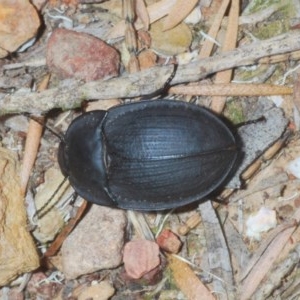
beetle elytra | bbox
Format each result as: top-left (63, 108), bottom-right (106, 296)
top-left (58, 100), bottom-right (237, 210)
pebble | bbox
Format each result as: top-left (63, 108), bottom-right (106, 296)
top-left (78, 281), bottom-right (115, 300)
top-left (123, 239), bottom-right (160, 279)
top-left (61, 205), bottom-right (127, 279)
top-left (47, 28), bottom-right (120, 82)
top-left (156, 229), bottom-right (182, 253)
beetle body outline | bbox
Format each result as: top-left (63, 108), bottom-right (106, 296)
top-left (58, 100), bottom-right (237, 210)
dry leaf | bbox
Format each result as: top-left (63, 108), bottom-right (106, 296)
top-left (0, 147), bottom-right (39, 286)
top-left (168, 255), bottom-right (215, 300)
top-left (163, 0), bottom-right (199, 31)
top-left (150, 18), bottom-right (192, 56)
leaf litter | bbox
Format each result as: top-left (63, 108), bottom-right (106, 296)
top-left (1, 0), bottom-right (300, 299)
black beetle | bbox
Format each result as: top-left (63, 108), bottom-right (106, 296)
top-left (58, 100), bottom-right (237, 210)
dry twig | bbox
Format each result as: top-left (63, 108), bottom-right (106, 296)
top-left (20, 74), bottom-right (50, 195)
top-left (211, 0), bottom-right (239, 113)
top-left (1, 31), bottom-right (300, 116)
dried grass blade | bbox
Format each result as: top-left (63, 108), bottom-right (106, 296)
top-left (239, 208), bottom-right (300, 300)
top-left (211, 0), bottom-right (239, 113)
top-left (199, 0), bottom-right (231, 58)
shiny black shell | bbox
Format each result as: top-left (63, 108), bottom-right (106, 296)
top-left (58, 100), bottom-right (237, 210)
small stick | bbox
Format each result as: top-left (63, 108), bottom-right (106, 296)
top-left (211, 0), bottom-right (240, 113)
top-left (20, 74), bottom-right (51, 195)
top-left (2, 31), bottom-right (300, 116)
top-left (169, 83), bottom-right (292, 96)
top-left (198, 0), bottom-right (230, 59)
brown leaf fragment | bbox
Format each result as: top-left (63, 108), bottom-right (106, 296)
top-left (163, 0), bottom-right (199, 31)
top-left (0, 147), bottom-right (39, 286)
top-left (168, 254), bottom-right (215, 300)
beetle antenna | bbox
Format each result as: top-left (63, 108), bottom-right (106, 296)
top-left (140, 64), bottom-right (178, 100)
top-left (163, 63), bottom-right (177, 89)
top-left (34, 176), bottom-right (69, 219)
top-left (24, 113), bottom-right (65, 143)
top-left (235, 116), bottom-right (266, 128)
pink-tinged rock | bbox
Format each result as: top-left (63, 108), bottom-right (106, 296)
top-left (47, 28), bottom-right (120, 82)
top-left (123, 240), bottom-right (160, 279)
top-left (156, 229), bottom-right (182, 253)
top-left (61, 205), bottom-right (127, 279)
